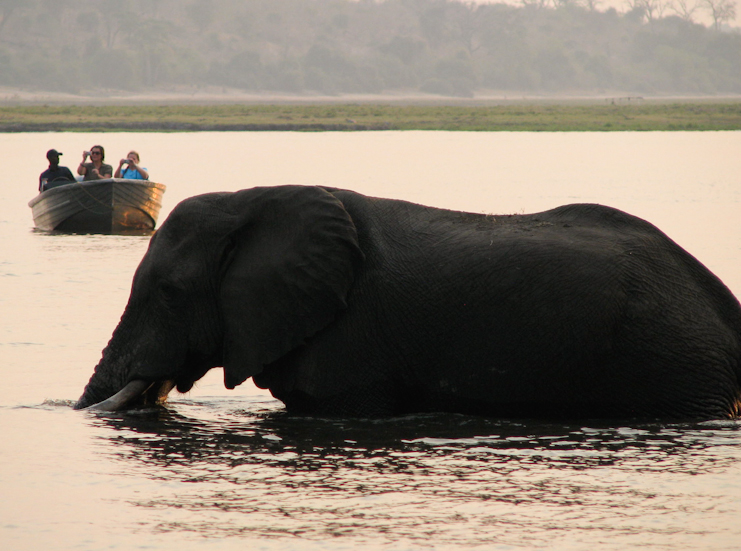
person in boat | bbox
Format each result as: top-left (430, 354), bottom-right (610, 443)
top-left (114, 150), bottom-right (149, 180)
top-left (78, 145), bottom-right (113, 181)
top-left (39, 149), bottom-right (75, 191)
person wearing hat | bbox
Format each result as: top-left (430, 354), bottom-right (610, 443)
top-left (39, 149), bottom-right (76, 192)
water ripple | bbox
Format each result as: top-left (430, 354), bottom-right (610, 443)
top-left (77, 396), bottom-right (741, 549)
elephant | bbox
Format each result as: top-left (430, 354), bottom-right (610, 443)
top-left (75, 185), bottom-right (741, 420)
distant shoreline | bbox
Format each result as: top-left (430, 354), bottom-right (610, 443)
top-left (1, 95), bottom-right (740, 132)
top-left (3, 87), bottom-right (741, 106)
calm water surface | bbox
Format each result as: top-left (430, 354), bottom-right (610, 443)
top-left (1, 131), bottom-right (740, 550)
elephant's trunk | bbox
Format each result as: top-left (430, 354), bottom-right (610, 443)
top-left (74, 298), bottom-right (180, 410)
top-left (74, 338), bottom-right (138, 410)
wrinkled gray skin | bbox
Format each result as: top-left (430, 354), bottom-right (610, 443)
top-left (76, 185), bottom-right (741, 419)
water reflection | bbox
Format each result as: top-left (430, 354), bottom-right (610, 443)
top-left (83, 398), bottom-right (741, 546)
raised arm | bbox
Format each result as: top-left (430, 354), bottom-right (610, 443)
top-left (128, 160), bottom-right (148, 179)
top-left (114, 159), bottom-right (126, 178)
top-left (77, 151), bottom-right (89, 176)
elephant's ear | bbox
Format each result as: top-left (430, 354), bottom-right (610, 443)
top-left (218, 186), bottom-right (363, 389)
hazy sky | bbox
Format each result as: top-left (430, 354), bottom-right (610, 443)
top-left (470, 0), bottom-right (741, 28)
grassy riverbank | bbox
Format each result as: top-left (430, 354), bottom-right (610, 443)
top-left (2, 102), bottom-right (740, 132)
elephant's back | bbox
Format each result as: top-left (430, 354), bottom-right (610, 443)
top-left (279, 193), bottom-right (741, 419)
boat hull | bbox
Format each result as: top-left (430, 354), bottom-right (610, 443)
top-left (28, 179), bottom-right (166, 233)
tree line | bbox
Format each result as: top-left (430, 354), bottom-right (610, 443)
top-left (0, 0), bottom-right (739, 97)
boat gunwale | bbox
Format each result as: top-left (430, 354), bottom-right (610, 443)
top-left (28, 178), bottom-right (166, 209)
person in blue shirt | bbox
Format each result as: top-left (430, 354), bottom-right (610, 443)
top-left (114, 150), bottom-right (149, 180)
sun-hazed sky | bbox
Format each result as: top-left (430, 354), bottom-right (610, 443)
top-left (468, 0), bottom-right (741, 28)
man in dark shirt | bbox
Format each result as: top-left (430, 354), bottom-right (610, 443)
top-left (39, 149), bottom-right (76, 191)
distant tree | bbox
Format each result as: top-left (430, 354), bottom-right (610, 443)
top-left (520, 0), bottom-right (552, 8)
top-left (187, 0), bottom-right (216, 32)
top-left (419, 3), bottom-right (451, 49)
top-left (534, 42), bottom-right (577, 90)
top-left (624, 0), bottom-right (646, 19)
top-left (128, 19), bottom-right (176, 86)
top-left (704, 0), bottom-right (737, 29)
top-left (670, 0), bottom-right (700, 21)
top-left (40, 0), bottom-right (73, 27)
top-left (0, 0), bottom-right (25, 38)
top-left (2, 0), bottom-right (741, 96)
top-left (624, 0), bottom-right (671, 22)
top-left (553, 0), bottom-right (584, 8)
top-left (97, 0), bottom-right (136, 49)
top-left (140, 0), bottom-right (166, 18)
top-left (450, 2), bottom-right (483, 56)
top-left (655, 0), bottom-right (673, 19)
top-left (380, 35), bottom-right (426, 66)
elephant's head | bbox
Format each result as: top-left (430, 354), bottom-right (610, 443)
top-left (75, 186), bottom-right (363, 410)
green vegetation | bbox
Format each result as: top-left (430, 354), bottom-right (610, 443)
top-left (0, 0), bottom-right (740, 97)
top-left (2, 102), bottom-right (740, 132)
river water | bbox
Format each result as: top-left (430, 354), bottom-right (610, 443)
top-left (1, 131), bottom-right (740, 550)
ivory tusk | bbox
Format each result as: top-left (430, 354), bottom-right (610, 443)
top-left (84, 380), bottom-right (153, 411)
